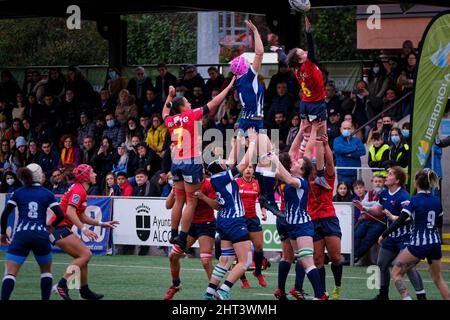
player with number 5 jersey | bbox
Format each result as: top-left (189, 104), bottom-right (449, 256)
top-left (162, 77), bottom-right (236, 253)
top-left (1, 164), bottom-right (65, 300)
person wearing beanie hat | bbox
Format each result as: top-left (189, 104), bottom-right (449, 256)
top-left (49, 163), bottom-right (119, 300)
top-left (15, 136), bottom-right (27, 149)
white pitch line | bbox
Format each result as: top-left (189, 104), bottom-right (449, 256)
top-left (1, 259), bottom-right (447, 284)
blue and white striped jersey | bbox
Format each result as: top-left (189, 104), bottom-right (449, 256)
top-left (8, 184), bottom-right (59, 233)
top-left (235, 66), bottom-right (264, 119)
top-left (402, 192), bottom-right (442, 246)
top-left (379, 187), bottom-right (411, 238)
top-left (284, 177), bottom-right (311, 225)
top-left (211, 168), bottom-right (245, 220)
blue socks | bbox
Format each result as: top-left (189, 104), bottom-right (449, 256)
top-left (278, 261), bottom-right (291, 292)
top-left (40, 273), bottom-right (53, 300)
top-left (253, 251), bottom-right (264, 276)
top-left (331, 263), bottom-right (343, 287)
top-left (306, 267), bottom-right (324, 299)
top-left (318, 266), bottom-right (326, 292)
top-left (295, 262), bottom-right (306, 291)
top-left (1, 274), bottom-right (16, 300)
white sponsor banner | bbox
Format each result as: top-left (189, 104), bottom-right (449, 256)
top-left (112, 198), bottom-right (354, 255)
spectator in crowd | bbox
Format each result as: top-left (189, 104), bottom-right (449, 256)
top-left (98, 88), bottom-right (116, 118)
top-left (381, 127), bottom-right (409, 170)
top-left (80, 136), bottom-right (96, 165)
top-left (401, 122), bottom-right (410, 144)
top-left (0, 115), bottom-right (7, 141)
top-left (0, 98), bottom-right (12, 124)
top-left (0, 170), bottom-right (22, 193)
top-left (398, 40), bottom-right (415, 71)
top-left (285, 113), bottom-right (300, 149)
top-left (116, 171), bottom-right (133, 196)
top-left (353, 174), bottom-right (386, 264)
top-left (382, 88), bottom-right (402, 122)
top-left (352, 180), bottom-right (366, 224)
top-left (0, 139), bottom-right (11, 178)
top-left (94, 137), bottom-right (114, 191)
top-left (333, 120), bottom-right (366, 186)
top-left (38, 140), bottom-right (59, 178)
top-left (50, 169), bottom-right (70, 195)
top-left (325, 83), bottom-right (342, 116)
top-left (44, 68), bottom-right (65, 101)
top-left (384, 57), bottom-right (400, 84)
top-left (76, 111), bottom-right (95, 148)
top-left (40, 93), bottom-right (62, 145)
top-left (142, 88), bottom-right (163, 117)
top-left (327, 108), bottom-right (341, 148)
top-left (190, 86), bottom-right (208, 109)
top-left (112, 143), bottom-right (129, 176)
top-left (205, 67), bottom-right (225, 97)
top-left (266, 81), bottom-right (294, 125)
top-left (103, 114), bottom-right (125, 149)
top-left (0, 70), bottom-right (21, 103)
top-left (93, 114), bottom-right (106, 147)
top-left (104, 172), bottom-right (121, 196)
top-left (133, 168), bottom-right (152, 199)
top-left (132, 142), bottom-right (152, 177)
top-left (22, 70), bottom-right (36, 96)
top-left (3, 118), bottom-right (23, 141)
top-left (380, 115), bottom-right (394, 145)
top-left (127, 66), bottom-right (153, 107)
top-left (25, 140), bottom-right (39, 165)
top-left (342, 113), bottom-right (364, 141)
top-left (349, 81), bottom-right (370, 138)
top-left (138, 115), bottom-right (151, 141)
top-left (175, 84), bottom-right (188, 98)
top-left (57, 134), bottom-right (81, 171)
top-left (266, 60), bottom-right (299, 104)
top-left (179, 64), bottom-right (205, 97)
top-left (367, 117), bottom-right (383, 144)
top-left (7, 136), bottom-right (28, 172)
top-left (368, 132), bottom-right (389, 177)
top-left (367, 59), bottom-right (391, 119)
top-left (398, 53), bottom-right (416, 118)
top-left (124, 117), bottom-right (143, 151)
top-left (60, 89), bottom-right (79, 136)
top-left (270, 112), bottom-right (289, 146)
top-left (32, 70), bottom-right (49, 103)
top-left (65, 65), bottom-right (97, 105)
top-left (21, 118), bottom-right (34, 141)
top-left (105, 67), bottom-right (128, 100)
top-left (24, 93), bottom-right (42, 128)
top-left (332, 182), bottom-right (353, 202)
top-left (145, 114), bottom-right (167, 158)
top-left (115, 89), bottom-right (138, 126)
top-left (154, 63), bottom-right (178, 101)
top-left (11, 92), bottom-right (25, 121)
top-left (126, 135), bottom-right (142, 177)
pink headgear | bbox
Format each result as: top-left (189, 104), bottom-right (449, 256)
top-left (73, 164), bottom-right (93, 183)
top-left (230, 56), bottom-right (249, 76)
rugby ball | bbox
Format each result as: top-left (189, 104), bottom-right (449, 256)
top-left (288, 0), bottom-right (311, 12)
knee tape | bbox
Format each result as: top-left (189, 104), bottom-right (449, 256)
top-left (186, 191), bottom-right (197, 200)
top-left (221, 247), bottom-right (236, 257)
top-left (174, 188), bottom-right (186, 198)
top-left (200, 252), bottom-right (213, 262)
top-left (171, 245), bottom-right (185, 256)
top-left (295, 248), bottom-right (314, 260)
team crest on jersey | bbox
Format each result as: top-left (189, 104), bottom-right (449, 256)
top-left (71, 194), bottom-right (80, 204)
top-left (252, 183), bottom-right (258, 191)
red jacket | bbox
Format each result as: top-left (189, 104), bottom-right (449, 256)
top-left (119, 180), bottom-right (133, 196)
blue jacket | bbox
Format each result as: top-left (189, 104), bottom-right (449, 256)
top-left (38, 150), bottom-right (60, 178)
top-left (333, 135), bottom-right (366, 177)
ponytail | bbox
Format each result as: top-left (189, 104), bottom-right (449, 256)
top-left (415, 169), bottom-right (439, 191)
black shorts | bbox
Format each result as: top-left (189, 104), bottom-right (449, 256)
top-left (188, 221), bottom-right (216, 240)
top-left (50, 226), bottom-right (73, 245)
top-left (276, 216), bottom-right (289, 242)
top-left (313, 217), bottom-right (342, 242)
top-left (246, 216), bottom-right (263, 233)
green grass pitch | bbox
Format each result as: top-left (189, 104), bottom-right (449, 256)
top-left (1, 251), bottom-right (449, 300)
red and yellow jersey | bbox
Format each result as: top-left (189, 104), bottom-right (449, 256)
top-left (278, 183), bottom-right (286, 212)
top-left (192, 178), bottom-right (216, 224)
top-left (164, 108), bottom-right (203, 160)
top-left (294, 59), bottom-right (325, 103)
top-left (50, 183), bottom-right (87, 228)
top-left (236, 177), bottom-right (260, 219)
top-left (307, 172), bottom-right (336, 220)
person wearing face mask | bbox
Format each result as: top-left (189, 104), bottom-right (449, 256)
top-left (367, 59), bottom-right (392, 120)
top-left (124, 117), bottom-right (143, 151)
top-left (105, 67), bottom-right (127, 101)
top-left (380, 115), bottom-right (394, 145)
top-left (401, 122), bottom-right (410, 143)
top-left (333, 121), bottom-right (366, 186)
top-left (0, 171), bottom-right (22, 193)
top-left (352, 174), bottom-right (387, 265)
top-left (381, 128), bottom-right (410, 170)
top-left (102, 114), bottom-right (125, 149)
top-left (368, 132), bottom-right (389, 177)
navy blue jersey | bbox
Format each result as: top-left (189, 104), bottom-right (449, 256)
top-left (211, 168), bottom-right (245, 220)
top-left (284, 177), bottom-right (311, 225)
top-left (8, 184), bottom-right (59, 233)
top-left (402, 192), bottom-right (443, 246)
top-left (379, 187), bottom-right (411, 238)
top-left (235, 67), bottom-right (264, 119)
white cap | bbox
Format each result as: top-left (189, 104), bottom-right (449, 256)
top-left (26, 163), bottom-right (44, 184)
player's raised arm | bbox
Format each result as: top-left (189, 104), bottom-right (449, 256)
top-left (236, 128), bottom-right (257, 173)
top-left (162, 85), bottom-right (176, 120)
top-left (304, 16), bottom-right (318, 64)
top-left (270, 154), bottom-right (301, 189)
top-left (245, 20), bottom-right (263, 73)
top-left (205, 76), bottom-right (236, 114)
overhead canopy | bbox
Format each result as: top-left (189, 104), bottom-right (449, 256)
top-left (0, 0), bottom-right (447, 19)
